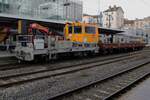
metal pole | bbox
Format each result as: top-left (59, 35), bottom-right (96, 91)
top-left (99, 12), bottom-right (103, 27)
top-left (106, 14), bottom-right (113, 43)
top-left (66, 4), bottom-right (67, 20)
top-left (108, 15), bottom-right (111, 28)
top-left (64, 0), bottom-right (70, 21)
top-left (74, 0), bottom-right (75, 21)
top-left (66, 0), bottom-right (68, 20)
top-left (57, 0), bottom-right (58, 20)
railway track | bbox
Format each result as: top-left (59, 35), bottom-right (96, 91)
top-left (51, 61), bottom-right (150, 100)
top-left (0, 50), bottom-right (146, 71)
top-left (0, 52), bottom-right (142, 88)
top-left (0, 51), bottom-right (143, 80)
top-left (0, 50), bottom-right (150, 100)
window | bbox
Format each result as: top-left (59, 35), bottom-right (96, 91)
top-left (18, 36), bottom-right (28, 42)
top-left (85, 26), bottom-right (96, 34)
top-left (74, 26), bottom-right (82, 34)
top-left (69, 26), bottom-right (72, 33)
top-left (42, 7), bottom-right (49, 10)
top-left (18, 36), bottom-right (32, 42)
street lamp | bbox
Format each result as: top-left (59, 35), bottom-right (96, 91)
top-left (99, 12), bottom-right (103, 27)
top-left (106, 13), bottom-right (114, 43)
top-left (106, 13), bottom-right (113, 28)
top-left (63, 1), bottom-right (70, 21)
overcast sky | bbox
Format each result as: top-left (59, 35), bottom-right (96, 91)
top-left (82, 0), bottom-right (150, 20)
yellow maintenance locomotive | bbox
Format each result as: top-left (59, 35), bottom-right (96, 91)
top-left (15, 22), bottom-right (99, 61)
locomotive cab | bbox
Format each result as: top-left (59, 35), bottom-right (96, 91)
top-left (15, 35), bottom-right (34, 61)
top-left (64, 22), bottom-right (99, 44)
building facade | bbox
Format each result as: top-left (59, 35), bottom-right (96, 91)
top-left (143, 17), bottom-right (150, 45)
top-left (124, 17), bottom-right (150, 45)
top-left (134, 19), bottom-right (145, 29)
top-left (39, 0), bottom-right (83, 21)
top-left (103, 5), bottom-right (124, 29)
top-left (124, 19), bottom-right (135, 30)
top-left (82, 12), bottom-right (103, 27)
top-left (83, 15), bottom-right (95, 23)
top-left (0, 0), bottom-right (83, 21)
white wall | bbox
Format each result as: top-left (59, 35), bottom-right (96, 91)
top-left (103, 8), bottom-right (124, 29)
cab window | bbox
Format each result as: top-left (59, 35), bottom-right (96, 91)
top-left (85, 26), bottom-right (96, 34)
top-left (69, 26), bottom-right (72, 34)
top-left (74, 26), bottom-right (82, 34)
top-left (18, 36), bottom-right (32, 42)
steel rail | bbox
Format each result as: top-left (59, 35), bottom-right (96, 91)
top-left (0, 52), bottom-right (141, 88)
top-left (49, 61), bottom-right (150, 100)
top-left (0, 50), bottom-right (145, 71)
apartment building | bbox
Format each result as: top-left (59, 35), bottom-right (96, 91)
top-left (103, 5), bottom-right (124, 29)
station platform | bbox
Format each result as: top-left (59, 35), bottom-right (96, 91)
top-left (0, 51), bottom-right (15, 58)
top-left (118, 77), bottom-right (150, 100)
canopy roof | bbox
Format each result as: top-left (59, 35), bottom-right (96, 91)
top-left (0, 13), bottom-right (124, 34)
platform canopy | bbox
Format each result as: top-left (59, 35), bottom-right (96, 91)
top-left (0, 13), bottom-right (124, 34)
top-left (0, 13), bottom-right (66, 30)
top-left (99, 27), bottom-right (124, 35)
top-left (0, 13), bottom-right (66, 24)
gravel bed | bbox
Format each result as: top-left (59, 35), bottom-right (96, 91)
top-left (64, 64), bottom-right (150, 100)
top-left (0, 52), bottom-right (150, 100)
top-left (0, 53), bottom-right (143, 85)
top-left (0, 52), bottom-right (140, 78)
top-left (0, 57), bottom-right (17, 65)
top-left (0, 66), bottom-right (47, 78)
